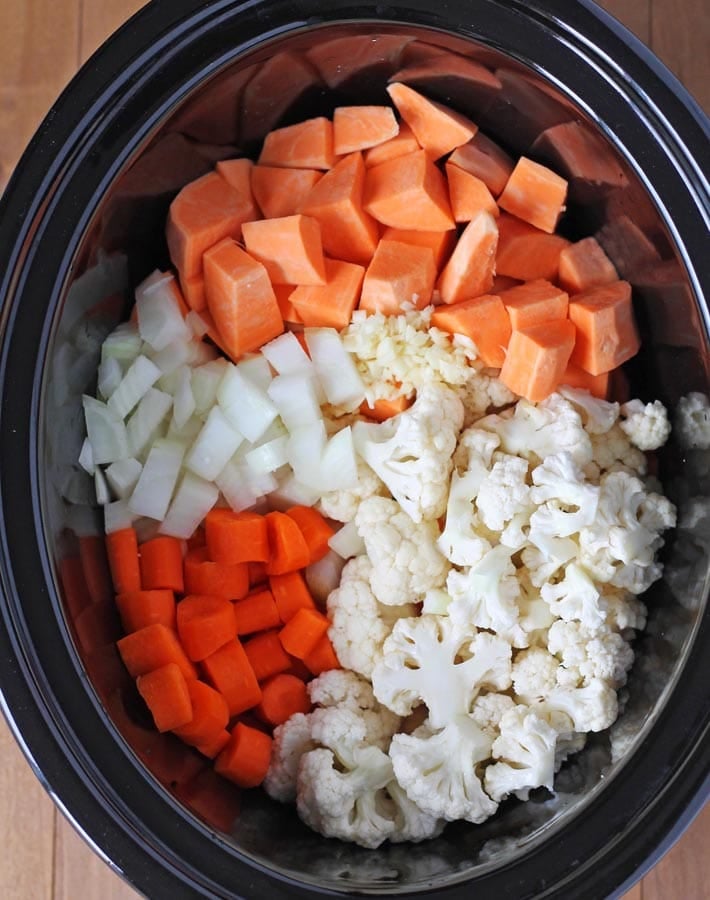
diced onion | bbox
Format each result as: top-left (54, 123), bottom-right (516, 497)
top-left (260, 332), bottom-right (314, 375)
top-left (100, 322), bottom-right (142, 365)
top-left (218, 365), bottom-right (278, 443)
top-left (185, 406), bottom-right (244, 481)
top-left (78, 437), bottom-right (95, 475)
top-left (172, 366), bottom-right (196, 431)
top-left (96, 356), bottom-right (124, 401)
top-left (105, 457), bottom-right (143, 500)
top-left (216, 459), bottom-right (275, 512)
top-left (267, 471), bottom-right (322, 510)
top-left (135, 271), bottom-right (191, 351)
top-left (159, 472), bottom-right (219, 539)
top-left (107, 354), bottom-right (162, 419)
top-left (328, 520), bottom-right (366, 559)
top-left (319, 426), bottom-right (359, 491)
top-left (94, 467), bottom-right (111, 505)
top-left (286, 422), bottom-right (328, 488)
top-left (245, 436), bottom-right (289, 474)
top-left (267, 373), bottom-right (322, 431)
top-left (237, 355), bottom-right (273, 391)
top-left (126, 387), bottom-right (172, 459)
top-left (104, 499), bottom-right (135, 534)
top-left (82, 395), bottom-right (130, 464)
top-left (191, 359), bottom-right (229, 415)
top-left (129, 438), bottom-right (185, 520)
top-left (150, 338), bottom-right (192, 376)
top-left (305, 327), bottom-right (365, 408)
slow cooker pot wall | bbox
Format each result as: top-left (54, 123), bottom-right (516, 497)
top-left (0, 1), bottom-right (708, 898)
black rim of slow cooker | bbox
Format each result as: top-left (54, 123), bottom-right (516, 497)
top-left (0, 1), bottom-right (708, 898)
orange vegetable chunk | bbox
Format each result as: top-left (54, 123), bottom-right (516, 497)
top-left (255, 673), bottom-right (311, 727)
top-left (194, 729), bottom-right (231, 760)
top-left (250, 165), bottom-right (323, 219)
top-left (381, 227), bottom-right (456, 270)
top-left (496, 213), bottom-right (570, 281)
top-left (201, 639), bottom-right (262, 715)
top-left (499, 279), bottom-right (569, 330)
top-left (360, 395), bottom-right (414, 421)
top-left (117, 623), bottom-right (198, 681)
top-left (214, 158), bottom-right (259, 221)
top-left (215, 722), bottom-right (273, 788)
top-left (183, 547), bottom-right (249, 600)
top-left (269, 571), bottom-right (316, 623)
top-left (264, 511), bottom-right (311, 576)
top-left (360, 239), bottom-right (437, 314)
top-left (205, 509), bottom-right (270, 565)
top-left (233, 589), bottom-right (281, 636)
top-left (498, 156), bottom-right (568, 233)
top-left (499, 319), bottom-right (576, 402)
top-left (137, 663), bottom-right (193, 733)
top-left (445, 162), bottom-right (499, 222)
top-left (303, 634), bottom-right (341, 676)
top-left (242, 215), bottom-right (326, 285)
top-left (558, 236), bottom-right (618, 294)
top-left (431, 294), bottom-right (511, 368)
top-left (243, 629), bottom-right (292, 681)
top-left (363, 121), bottom-right (420, 168)
top-left (290, 258), bottom-right (365, 330)
top-left (106, 527), bottom-right (141, 594)
top-left (177, 594), bottom-right (238, 662)
top-left (568, 280), bottom-right (640, 375)
top-left (386, 82), bottom-right (477, 159)
top-left (363, 149), bottom-right (455, 231)
top-left (437, 210), bottom-right (498, 305)
top-left (139, 535), bottom-right (184, 592)
top-left (333, 105), bottom-right (400, 155)
top-left (116, 589), bottom-right (176, 634)
top-left (284, 506), bottom-right (336, 564)
top-left (273, 284), bottom-right (303, 325)
top-left (448, 131), bottom-right (515, 197)
top-left (258, 116), bottom-right (337, 170)
top-left (173, 678), bottom-right (230, 747)
top-left (278, 607), bottom-right (330, 660)
top-left (180, 272), bottom-right (207, 312)
top-left (559, 362), bottom-right (610, 399)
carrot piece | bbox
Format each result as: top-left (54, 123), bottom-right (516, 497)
top-left (179, 272), bottom-right (207, 313)
top-left (194, 729), bottom-right (232, 760)
top-left (386, 82), bottom-right (477, 160)
top-left (139, 535), bottom-right (184, 592)
top-left (437, 210), bottom-right (498, 305)
top-left (431, 294), bottom-right (511, 368)
top-left (568, 280), bottom-right (640, 375)
top-left (359, 239), bottom-right (437, 315)
top-left (284, 506), bottom-right (335, 564)
top-left (74, 601), bottom-right (122, 655)
top-left (214, 158), bottom-right (259, 221)
top-left (215, 722), bottom-right (273, 788)
top-left (381, 227), bottom-right (456, 271)
top-left (499, 319), bottom-right (576, 402)
top-left (258, 117), bottom-right (337, 170)
top-left (445, 162), bottom-right (499, 221)
top-left (559, 362), bottom-right (610, 399)
top-left (166, 171), bottom-right (256, 280)
top-left (278, 607), bottom-right (330, 660)
top-left (490, 274), bottom-right (521, 293)
top-left (106, 527), bottom-right (141, 594)
top-left (333, 105), bottom-right (400, 155)
top-left (364, 149), bottom-right (455, 232)
top-left (255, 673), bottom-right (311, 727)
top-left (201, 639), bottom-right (262, 715)
top-left (202, 237), bottom-right (283, 359)
top-left (183, 547), bottom-right (249, 600)
top-left (499, 279), bottom-right (569, 330)
top-left (498, 156), bottom-right (568, 234)
top-left (177, 594), bottom-right (238, 662)
top-left (269, 571), bottom-right (316, 623)
top-left (496, 213), bottom-right (571, 281)
top-left (116, 589), bottom-right (176, 634)
top-left (448, 131), bottom-right (515, 197)
top-left (363, 121), bottom-right (420, 168)
top-left (137, 662), bottom-right (193, 733)
top-left (359, 394), bottom-right (414, 422)
top-left (264, 511), bottom-right (310, 576)
top-left (243, 629), bottom-right (292, 681)
top-left (250, 166), bottom-right (323, 219)
top-left (58, 555), bottom-right (92, 619)
top-left (290, 258), bottom-right (365, 330)
top-left (303, 633), bottom-right (341, 676)
top-left (248, 561), bottom-right (269, 588)
top-left (205, 509), bottom-right (270, 565)
top-left (78, 535), bottom-right (113, 605)
top-left (558, 236), bottom-right (618, 294)
top-left (242, 215), bottom-right (326, 286)
top-left (273, 284), bottom-right (303, 325)
top-left (117, 623), bottom-right (198, 681)
top-left (173, 678), bottom-right (230, 746)
top-left (233, 589), bottom-right (280, 636)
top-left (175, 767), bottom-right (241, 831)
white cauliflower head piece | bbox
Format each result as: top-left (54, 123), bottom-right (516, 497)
top-left (318, 457), bottom-right (388, 523)
top-left (619, 399), bottom-right (671, 451)
top-left (484, 706), bottom-right (558, 802)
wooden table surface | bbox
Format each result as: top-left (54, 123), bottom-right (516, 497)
top-left (0, 1), bottom-right (707, 897)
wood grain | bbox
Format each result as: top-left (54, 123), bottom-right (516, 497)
top-left (0, 2), bottom-right (707, 899)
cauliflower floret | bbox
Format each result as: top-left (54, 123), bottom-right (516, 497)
top-left (386, 779), bottom-right (446, 843)
top-left (319, 457), bottom-right (388, 523)
top-left (586, 423), bottom-right (647, 480)
top-left (484, 706), bottom-right (557, 801)
top-left (521, 540), bottom-right (578, 588)
top-left (355, 496), bottom-right (450, 605)
top-left (306, 668), bottom-right (401, 746)
top-left (511, 647), bottom-right (560, 702)
top-left (547, 619), bottom-right (634, 689)
top-left (600, 585), bottom-right (647, 634)
top-left (476, 455), bottom-right (532, 535)
top-left (470, 692), bottom-right (516, 737)
top-left (327, 556), bottom-right (416, 679)
top-left (536, 679), bottom-right (619, 733)
top-left (674, 391), bottom-right (710, 449)
top-left (456, 368), bottom-right (517, 426)
top-left (372, 615), bottom-right (512, 729)
top-left (619, 399), bottom-right (671, 451)
top-left (264, 712), bottom-right (316, 803)
top-left (540, 562), bottom-right (607, 633)
top-left (529, 452), bottom-right (600, 540)
top-left (353, 382), bottom-right (464, 523)
top-left (558, 385), bottom-right (620, 434)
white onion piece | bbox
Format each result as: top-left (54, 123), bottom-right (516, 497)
top-left (267, 373), bottom-right (322, 431)
top-left (159, 472), bottom-right (219, 539)
top-left (104, 499), bottom-right (135, 534)
top-left (245, 436), bottom-right (289, 474)
top-left (216, 459), bottom-right (276, 512)
top-left (238, 354), bottom-right (273, 391)
top-left (94, 468), bottom-right (111, 505)
top-left (186, 340), bottom-right (217, 366)
top-left (129, 437), bottom-right (185, 519)
top-left (328, 520), bottom-right (366, 559)
top-left (107, 354), bottom-right (162, 419)
top-left (287, 422), bottom-right (327, 488)
top-left (151, 338), bottom-right (192, 376)
top-left (167, 414), bottom-right (204, 443)
top-left (192, 359), bottom-right (229, 415)
top-left (320, 426), bottom-right (359, 491)
top-left (186, 310), bottom-right (209, 339)
top-left (78, 437), bottom-right (95, 475)
top-left (135, 269), bottom-right (173, 298)
top-left (304, 327), bottom-right (365, 408)
top-left (172, 366), bottom-right (196, 431)
top-left (218, 365), bottom-right (278, 443)
top-left (97, 356), bottom-right (124, 401)
top-left (185, 406), bottom-right (244, 481)
top-left (136, 271), bottom-right (191, 351)
top-left (267, 471), bottom-right (322, 511)
top-left (82, 395), bottom-right (130, 464)
top-left (305, 549), bottom-right (347, 604)
top-left (100, 322), bottom-right (142, 364)
top-left (260, 332), bottom-right (314, 375)
top-left (105, 457), bottom-right (143, 500)
top-left (127, 387), bottom-right (172, 458)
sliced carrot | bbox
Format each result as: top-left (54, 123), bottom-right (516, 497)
top-left (268, 571), bottom-right (316, 623)
top-left (193, 729), bottom-right (232, 760)
top-left (183, 547), bottom-right (249, 600)
top-left (363, 149), bottom-right (455, 232)
top-left (78, 535), bottom-right (114, 605)
top-left (278, 607), bottom-right (330, 660)
top-left (205, 509), bottom-right (270, 565)
top-left (445, 162), bottom-right (499, 221)
top-left (250, 166), bottom-right (323, 219)
top-left (215, 721), bottom-right (273, 788)
top-left (117, 623), bottom-right (198, 681)
top-left (243, 629), bottom-right (292, 682)
top-left (248, 561), bottom-right (269, 588)
top-left (431, 294), bottom-right (511, 368)
top-left (559, 362), bottom-right (610, 399)
top-left (333, 105), bottom-right (399, 155)
top-left (499, 319), bottom-right (576, 402)
top-left (116, 589), bottom-right (176, 633)
top-left (303, 633), bottom-right (341, 676)
top-left (177, 594), bottom-right (238, 662)
top-left (386, 82), bottom-right (477, 159)
top-left (175, 767), bottom-right (241, 831)
top-left (233, 589), bottom-right (280, 636)
top-left (568, 280), bottom-right (640, 375)
top-left (264, 511), bottom-right (311, 576)
top-left (290, 258), bottom-right (365, 330)
top-left (359, 239), bottom-right (437, 315)
top-left (172, 678), bottom-right (230, 746)
top-left (179, 272), bottom-right (207, 313)
top-left (496, 213), bottom-right (570, 281)
top-left (448, 131), bottom-right (515, 197)
top-left (106, 527), bottom-right (141, 594)
top-left (274, 284), bottom-right (303, 325)
top-left (498, 156), bottom-right (568, 234)
top-left (166, 171), bottom-right (256, 280)
top-left (258, 117), bottom-right (337, 170)
top-left (284, 506), bottom-right (335, 564)
top-left (499, 279), bottom-right (569, 330)
top-left (137, 662), bottom-right (193, 733)
top-left (255, 673), bottom-right (311, 727)
top-left (363, 121), bottom-right (420, 168)
top-left (201, 639), bottom-right (262, 715)
top-left (139, 535), bottom-right (184, 592)
top-left (437, 210), bottom-right (498, 305)
top-left (242, 215), bottom-right (326, 286)
top-left (359, 394), bottom-right (414, 422)
top-left (558, 236), bottom-right (618, 294)
top-left (58, 555), bottom-right (92, 619)
top-left (203, 237), bottom-right (284, 359)
top-left (381, 227), bottom-right (456, 271)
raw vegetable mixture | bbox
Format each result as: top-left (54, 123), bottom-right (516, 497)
top-left (78, 84), bottom-right (678, 848)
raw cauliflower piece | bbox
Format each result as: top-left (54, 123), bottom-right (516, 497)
top-left (476, 455), bottom-right (532, 534)
top-left (674, 391), bottom-right (710, 449)
top-left (511, 647), bottom-right (560, 702)
top-left (470, 692), bottom-right (517, 736)
top-left (355, 496), bottom-right (450, 605)
top-left (558, 385), bottom-right (620, 434)
top-left (353, 382), bottom-right (464, 523)
top-left (263, 712), bottom-right (315, 803)
top-left (535, 679), bottom-right (619, 733)
top-left (540, 562), bottom-right (608, 633)
top-left (484, 705), bottom-right (557, 802)
top-left (586, 423), bottom-right (647, 480)
top-left (327, 555), bottom-right (416, 679)
top-left (547, 619), bottom-right (635, 689)
top-left (456, 368), bottom-right (517, 426)
top-left (318, 457), bottom-right (388, 523)
top-left (601, 585), bottom-right (647, 634)
top-left (529, 452), bottom-right (600, 539)
top-left (619, 399), bottom-right (671, 451)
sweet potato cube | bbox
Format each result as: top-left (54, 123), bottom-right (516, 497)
top-left (431, 295), bottom-right (511, 368)
top-left (359, 239), bottom-right (437, 314)
top-left (500, 319), bottom-right (576, 402)
top-left (568, 280), bottom-right (640, 375)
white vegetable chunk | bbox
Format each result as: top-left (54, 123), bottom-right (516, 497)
top-left (129, 437), bottom-right (185, 520)
top-left (82, 395), bottom-right (130, 464)
top-left (105, 457), bottom-right (143, 500)
top-left (107, 354), bottom-right (162, 419)
top-left (320, 426), bottom-right (359, 491)
top-left (305, 327), bottom-right (366, 408)
top-left (245, 436), bottom-right (289, 474)
top-left (287, 421), bottom-right (328, 488)
top-left (159, 472), bottom-right (219, 539)
top-left (150, 338), bottom-right (192, 376)
top-left (100, 322), bottom-right (142, 364)
top-left (260, 332), bottom-right (314, 375)
top-left (266, 471), bottom-right (322, 511)
top-left (126, 387), bottom-right (173, 459)
top-left (191, 359), bottom-right (229, 415)
top-left (216, 459), bottom-right (278, 511)
top-left (94, 467), bottom-right (111, 505)
top-left (329, 520), bottom-right (366, 559)
top-left (172, 366), bottom-right (196, 431)
top-left (237, 355), bottom-right (273, 392)
top-left (185, 406), bottom-right (244, 481)
top-left (267, 373), bottom-right (322, 431)
top-left (219, 365), bottom-right (279, 443)
top-left (186, 310), bottom-right (209, 338)
top-left (135, 271), bottom-right (191, 351)
top-left (104, 499), bottom-right (135, 534)
top-left (96, 356), bottom-right (124, 401)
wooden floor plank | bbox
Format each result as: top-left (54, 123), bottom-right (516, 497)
top-left (641, 803), bottom-right (710, 900)
top-left (597, 0), bottom-right (652, 44)
top-left (79, 0), bottom-right (147, 64)
top-left (651, 0), bottom-right (710, 112)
